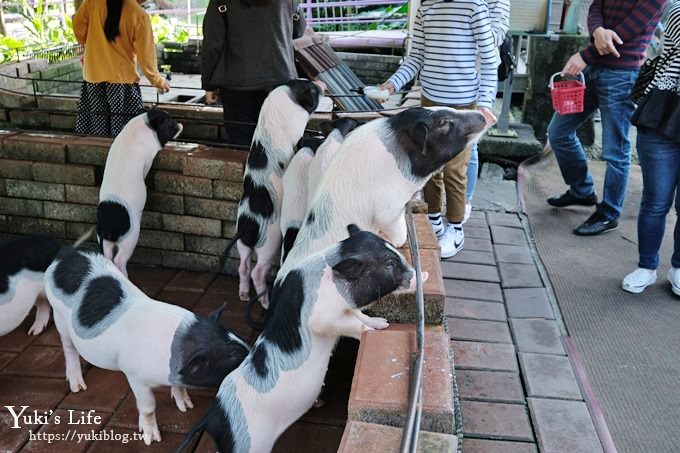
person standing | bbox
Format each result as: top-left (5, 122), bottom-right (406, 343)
top-left (380, 0), bottom-right (497, 259)
top-left (73, 0), bottom-right (170, 137)
top-left (622, 2), bottom-right (680, 294)
top-left (465, 0), bottom-right (511, 221)
top-left (546, 0), bottom-right (666, 236)
top-left (201, 0), bottom-right (305, 148)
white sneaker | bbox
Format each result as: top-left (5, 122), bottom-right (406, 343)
top-left (463, 202), bottom-right (472, 224)
top-left (622, 268), bottom-right (657, 294)
top-left (439, 225), bottom-right (464, 259)
top-left (668, 268), bottom-right (680, 296)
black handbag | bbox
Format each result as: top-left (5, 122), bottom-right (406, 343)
top-left (631, 55), bottom-right (660, 103)
top-left (498, 34), bottom-right (515, 82)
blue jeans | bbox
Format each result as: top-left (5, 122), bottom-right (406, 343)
top-left (466, 142), bottom-right (478, 201)
top-left (636, 127), bottom-right (680, 270)
top-left (547, 66), bottom-right (638, 221)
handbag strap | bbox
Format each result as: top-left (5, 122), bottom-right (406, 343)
top-left (292, 0), bottom-right (300, 21)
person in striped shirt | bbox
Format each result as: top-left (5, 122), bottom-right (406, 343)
top-left (546, 0), bottom-right (666, 236)
top-left (380, 0), bottom-right (498, 259)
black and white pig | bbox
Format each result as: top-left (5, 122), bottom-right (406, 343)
top-left (44, 247), bottom-right (250, 445)
top-left (283, 106), bottom-right (488, 271)
top-left (306, 117), bottom-right (361, 203)
top-left (221, 79), bottom-right (323, 308)
top-left (0, 234), bottom-right (60, 336)
top-left (279, 136), bottom-right (324, 264)
top-left (98, 109), bottom-right (183, 277)
top-left (178, 225), bottom-right (423, 453)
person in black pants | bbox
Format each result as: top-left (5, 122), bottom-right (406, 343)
top-left (201, 0), bottom-right (305, 148)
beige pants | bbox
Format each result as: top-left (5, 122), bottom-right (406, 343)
top-left (421, 96), bottom-right (475, 223)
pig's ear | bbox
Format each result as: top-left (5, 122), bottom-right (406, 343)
top-left (413, 122), bottom-right (429, 154)
top-left (347, 224), bottom-right (361, 236)
top-left (333, 257), bottom-right (365, 280)
top-left (319, 120), bottom-right (334, 136)
top-left (208, 304), bottom-right (226, 323)
top-left (179, 351), bottom-right (211, 379)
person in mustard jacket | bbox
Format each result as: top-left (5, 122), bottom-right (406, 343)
top-left (73, 0), bottom-right (170, 137)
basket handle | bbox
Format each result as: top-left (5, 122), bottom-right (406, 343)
top-left (549, 72), bottom-right (586, 89)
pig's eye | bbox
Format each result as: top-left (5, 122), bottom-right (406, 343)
top-left (386, 258), bottom-right (396, 269)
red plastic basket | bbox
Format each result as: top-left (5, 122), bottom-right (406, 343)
top-left (549, 72), bottom-right (586, 115)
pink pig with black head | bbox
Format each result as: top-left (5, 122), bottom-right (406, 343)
top-left (43, 246), bottom-right (249, 445)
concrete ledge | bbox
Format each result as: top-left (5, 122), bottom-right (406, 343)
top-left (348, 325), bottom-right (455, 434)
top-left (338, 421), bottom-right (457, 453)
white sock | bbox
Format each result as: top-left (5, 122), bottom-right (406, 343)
top-left (428, 212), bottom-right (444, 238)
top-left (451, 222), bottom-right (463, 232)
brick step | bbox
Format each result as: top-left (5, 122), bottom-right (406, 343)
top-left (338, 421), bottom-right (457, 453)
top-left (348, 324), bottom-right (455, 435)
top-left (365, 215), bottom-right (446, 325)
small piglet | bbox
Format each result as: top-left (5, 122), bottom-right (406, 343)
top-left (98, 109), bottom-right (183, 277)
top-left (44, 247), bottom-right (249, 445)
top-left (179, 225), bottom-right (421, 453)
top-left (222, 79), bottom-right (323, 308)
top-left (306, 117), bottom-right (361, 204)
top-left (0, 234), bottom-right (60, 336)
top-left (279, 136), bottom-right (324, 264)
top-left (284, 106), bottom-right (488, 269)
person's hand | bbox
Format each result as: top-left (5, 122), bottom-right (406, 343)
top-left (561, 53), bottom-right (587, 76)
top-left (592, 27), bottom-right (623, 57)
top-left (379, 81), bottom-right (396, 96)
top-left (479, 107), bottom-right (497, 126)
top-left (204, 90), bottom-right (219, 104)
top-left (158, 78), bottom-right (170, 93)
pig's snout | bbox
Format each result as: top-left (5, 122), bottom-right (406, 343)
top-left (408, 271), bottom-right (429, 291)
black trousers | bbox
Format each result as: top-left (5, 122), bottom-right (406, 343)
top-left (220, 88), bottom-right (269, 148)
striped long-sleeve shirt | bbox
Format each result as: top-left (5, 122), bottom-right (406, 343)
top-left (388, 0), bottom-right (497, 108)
top-left (488, 0), bottom-right (511, 47)
top-left (580, 0), bottom-right (667, 69)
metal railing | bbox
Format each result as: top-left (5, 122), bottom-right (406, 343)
top-left (3, 43), bottom-right (84, 64)
top-left (401, 207), bottom-right (425, 452)
top-left (300, 0), bottom-right (408, 31)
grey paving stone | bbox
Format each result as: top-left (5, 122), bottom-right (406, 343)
top-left (463, 237), bottom-right (493, 252)
top-left (528, 398), bottom-right (603, 453)
top-left (450, 340), bottom-right (518, 371)
top-left (457, 370), bottom-right (525, 403)
top-left (445, 298), bottom-right (507, 322)
top-left (461, 401), bottom-right (534, 441)
top-left (444, 249), bottom-right (496, 266)
top-left (465, 226), bottom-right (491, 240)
top-left (519, 353), bottom-right (583, 400)
top-left (469, 210), bottom-right (485, 220)
top-left (490, 225), bottom-right (528, 246)
top-left (505, 288), bottom-right (554, 319)
top-left (444, 279), bottom-right (503, 302)
top-left (498, 263), bottom-right (543, 288)
top-left (510, 319), bottom-right (566, 355)
top-left (463, 438), bottom-right (537, 453)
top-left (448, 318), bottom-right (512, 343)
top-left (487, 212), bottom-right (523, 228)
top-left (494, 244), bottom-right (534, 264)
top-left (464, 217), bottom-right (488, 229)
top-left (441, 262), bottom-right (499, 283)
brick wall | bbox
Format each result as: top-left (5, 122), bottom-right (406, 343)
top-left (0, 131), bottom-right (247, 273)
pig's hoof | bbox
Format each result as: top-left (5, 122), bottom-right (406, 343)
top-left (171, 386), bottom-right (194, 412)
top-left (28, 319), bottom-right (48, 336)
top-left (139, 420), bottom-right (162, 445)
top-left (364, 316), bottom-right (389, 330)
top-left (239, 291), bottom-right (250, 301)
top-left (259, 297), bottom-right (269, 310)
top-left (68, 375), bottom-right (87, 393)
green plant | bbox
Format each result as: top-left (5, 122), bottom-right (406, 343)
top-left (151, 15), bottom-right (190, 44)
top-left (17, 0), bottom-right (76, 46)
top-left (0, 34), bottom-right (28, 63)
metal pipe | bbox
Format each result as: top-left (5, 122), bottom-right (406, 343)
top-left (400, 207), bottom-right (425, 453)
